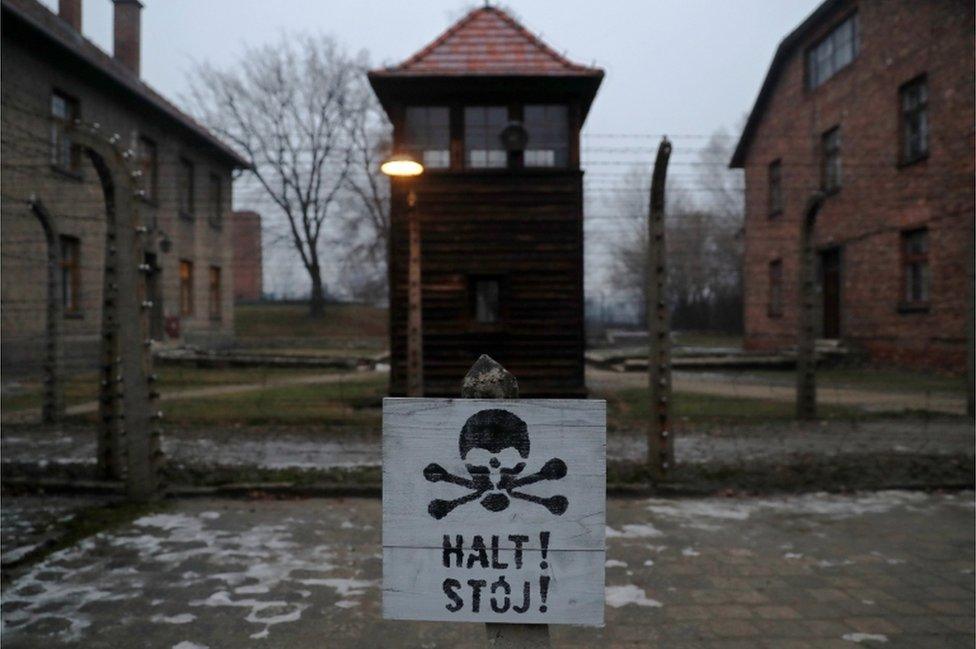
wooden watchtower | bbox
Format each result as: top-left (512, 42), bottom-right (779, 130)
top-left (369, 6), bottom-right (603, 397)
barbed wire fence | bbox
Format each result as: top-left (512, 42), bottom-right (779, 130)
top-left (1, 92), bottom-right (971, 484)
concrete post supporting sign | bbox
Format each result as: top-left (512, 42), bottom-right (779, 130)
top-left (382, 354), bottom-right (606, 643)
top-left (461, 356), bottom-right (550, 648)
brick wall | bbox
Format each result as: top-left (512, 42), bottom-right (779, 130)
top-left (739, 0), bottom-right (974, 374)
top-left (232, 210), bottom-right (263, 302)
top-left (1, 21), bottom-right (237, 377)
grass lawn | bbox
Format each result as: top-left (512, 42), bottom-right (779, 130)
top-left (742, 367), bottom-right (967, 395)
top-left (599, 385), bottom-right (871, 433)
top-left (1, 366), bottom-right (336, 414)
top-left (235, 303), bottom-right (387, 351)
top-left (2, 373), bottom-right (100, 413)
top-left (128, 373), bottom-right (387, 427)
top-left (672, 331), bottom-right (744, 349)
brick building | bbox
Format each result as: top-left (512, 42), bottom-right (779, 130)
top-left (1, 0), bottom-right (248, 376)
top-left (232, 210), bottom-right (263, 303)
top-left (731, 0), bottom-right (974, 373)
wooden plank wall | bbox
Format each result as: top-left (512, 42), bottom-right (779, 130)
top-left (389, 171), bottom-right (585, 397)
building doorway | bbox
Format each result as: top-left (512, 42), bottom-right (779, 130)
top-left (819, 247), bottom-right (842, 339)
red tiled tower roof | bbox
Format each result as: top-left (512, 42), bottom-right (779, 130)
top-left (373, 5), bottom-right (601, 77)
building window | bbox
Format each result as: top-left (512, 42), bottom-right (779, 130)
top-left (50, 91), bottom-right (80, 172)
top-left (768, 259), bottom-right (783, 318)
top-left (404, 107), bottom-right (450, 169)
top-left (768, 159), bottom-right (782, 216)
top-left (180, 260), bottom-right (194, 316)
top-left (179, 158), bottom-right (195, 217)
top-left (523, 104), bottom-right (568, 167)
top-left (209, 266), bottom-right (222, 320)
top-left (821, 127), bottom-right (841, 193)
top-left (472, 278), bottom-right (501, 324)
top-left (59, 236), bottom-right (81, 315)
top-left (209, 173), bottom-right (222, 228)
top-left (900, 76), bottom-right (929, 165)
top-left (901, 228), bottom-right (929, 306)
top-left (465, 106), bottom-right (508, 169)
top-left (137, 136), bottom-right (158, 202)
top-left (807, 13), bottom-right (859, 89)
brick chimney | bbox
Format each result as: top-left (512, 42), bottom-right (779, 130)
top-left (112, 0), bottom-right (143, 76)
top-left (58, 0), bottom-right (81, 31)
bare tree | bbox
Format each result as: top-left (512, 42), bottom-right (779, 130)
top-left (336, 88), bottom-right (392, 305)
top-left (603, 127), bottom-right (744, 332)
top-left (186, 34), bottom-right (368, 317)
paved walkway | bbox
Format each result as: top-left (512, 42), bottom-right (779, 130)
top-left (2, 491), bottom-right (973, 647)
top-left (588, 369), bottom-right (969, 416)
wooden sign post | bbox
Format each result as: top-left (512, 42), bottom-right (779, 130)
top-left (383, 355), bottom-right (606, 640)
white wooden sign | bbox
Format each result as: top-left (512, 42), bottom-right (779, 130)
top-left (382, 398), bottom-right (606, 626)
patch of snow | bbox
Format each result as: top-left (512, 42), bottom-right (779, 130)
top-left (842, 632), bottom-right (888, 643)
top-left (199, 512), bottom-right (221, 520)
top-left (817, 559), bottom-right (855, 568)
top-left (2, 544), bottom-right (37, 563)
top-left (340, 521), bottom-right (355, 529)
top-left (334, 600), bottom-right (359, 608)
top-left (152, 613), bottom-right (196, 624)
top-left (870, 551), bottom-right (904, 565)
top-left (296, 577), bottom-right (375, 601)
top-left (605, 524), bottom-right (663, 538)
top-left (644, 491), bottom-right (931, 530)
top-left (135, 513), bottom-right (198, 531)
top-left (605, 559), bottom-right (627, 568)
top-left (681, 547), bottom-right (700, 557)
top-left (784, 553), bottom-right (804, 559)
top-left (643, 559), bottom-right (654, 567)
top-left (1, 507), bottom-right (345, 643)
top-left (172, 642), bottom-right (209, 649)
top-left (605, 585), bottom-right (662, 608)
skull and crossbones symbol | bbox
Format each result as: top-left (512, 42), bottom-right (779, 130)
top-left (423, 409), bottom-right (568, 520)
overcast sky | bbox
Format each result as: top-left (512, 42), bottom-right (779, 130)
top-left (41, 0), bottom-right (820, 139)
top-left (37, 0), bottom-right (822, 298)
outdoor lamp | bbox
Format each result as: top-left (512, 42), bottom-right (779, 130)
top-left (380, 153), bottom-right (424, 177)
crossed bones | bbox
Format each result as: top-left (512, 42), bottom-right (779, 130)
top-left (423, 458), bottom-right (568, 520)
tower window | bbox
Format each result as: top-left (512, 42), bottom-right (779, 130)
top-left (404, 107), bottom-right (450, 169)
top-left (524, 105), bottom-right (568, 168)
top-left (465, 106), bottom-right (508, 169)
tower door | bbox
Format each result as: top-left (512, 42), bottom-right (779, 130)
top-left (819, 248), bottom-right (842, 339)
